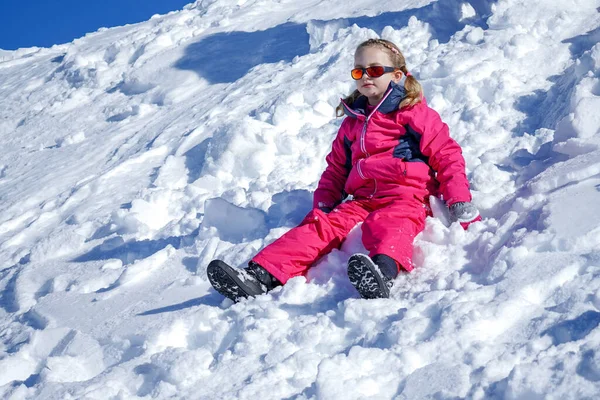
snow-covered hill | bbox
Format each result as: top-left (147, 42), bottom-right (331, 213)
top-left (1, 0), bottom-right (600, 398)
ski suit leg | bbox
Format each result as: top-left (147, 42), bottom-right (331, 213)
top-left (361, 198), bottom-right (428, 272)
top-left (252, 200), bottom-right (370, 284)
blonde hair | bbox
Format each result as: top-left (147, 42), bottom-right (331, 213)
top-left (336, 38), bottom-right (423, 117)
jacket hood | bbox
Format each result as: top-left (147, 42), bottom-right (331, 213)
top-left (342, 81), bottom-right (407, 118)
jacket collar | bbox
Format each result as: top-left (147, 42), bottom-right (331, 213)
top-left (342, 81), bottom-right (407, 119)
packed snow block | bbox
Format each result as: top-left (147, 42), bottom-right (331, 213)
top-left (399, 362), bottom-right (470, 399)
top-left (315, 347), bottom-right (405, 400)
top-left (116, 245), bottom-right (175, 287)
top-left (306, 20), bottom-right (349, 51)
top-left (429, 196), bottom-right (451, 227)
top-left (154, 155), bottom-right (188, 190)
top-left (201, 198), bottom-right (268, 243)
top-left (55, 131), bottom-right (86, 147)
top-left (147, 347), bottom-right (214, 390)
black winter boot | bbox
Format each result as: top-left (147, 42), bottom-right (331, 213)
top-left (347, 254), bottom-right (398, 299)
top-left (207, 260), bottom-right (280, 302)
top-left (246, 261), bottom-right (281, 291)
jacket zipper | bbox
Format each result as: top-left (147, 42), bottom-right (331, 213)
top-left (357, 159), bottom-right (366, 179)
top-left (360, 122), bottom-right (369, 156)
top-left (360, 87), bottom-right (394, 197)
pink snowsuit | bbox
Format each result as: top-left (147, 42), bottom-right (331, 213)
top-left (252, 82), bottom-right (472, 284)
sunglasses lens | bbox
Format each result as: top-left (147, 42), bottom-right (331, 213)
top-left (366, 66), bottom-right (385, 77)
top-left (351, 68), bottom-right (363, 80)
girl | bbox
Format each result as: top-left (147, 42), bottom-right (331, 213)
top-left (207, 38), bottom-right (480, 301)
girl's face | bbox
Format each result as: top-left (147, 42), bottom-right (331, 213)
top-left (354, 46), bottom-right (403, 105)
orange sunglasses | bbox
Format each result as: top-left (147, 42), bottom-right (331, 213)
top-left (351, 66), bottom-right (397, 80)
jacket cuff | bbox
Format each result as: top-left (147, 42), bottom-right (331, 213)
top-left (444, 191), bottom-right (472, 207)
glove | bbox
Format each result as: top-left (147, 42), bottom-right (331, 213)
top-left (319, 207), bottom-right (333, 214)
top-left (449, 202), bottom-right (481, 229)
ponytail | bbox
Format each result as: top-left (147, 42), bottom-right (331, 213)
top-left (336, 89), bottom-right (361, 117)
top-left (399, 66), bottom-right (423, 109)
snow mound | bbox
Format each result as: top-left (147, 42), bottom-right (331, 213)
top-left (1, 0), bottom-right (600, 398)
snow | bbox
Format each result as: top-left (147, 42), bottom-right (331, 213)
top-left (1, 0), bottom-right (600, 398)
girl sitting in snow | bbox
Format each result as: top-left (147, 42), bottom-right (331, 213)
top-left (207, 38), bottom-right (480, 301)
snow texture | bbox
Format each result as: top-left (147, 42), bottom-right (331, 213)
top-left (1, 0), bottom-right (600, 398)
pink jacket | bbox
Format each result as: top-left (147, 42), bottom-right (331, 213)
top-left (314, 82), bottom-right (472, 209)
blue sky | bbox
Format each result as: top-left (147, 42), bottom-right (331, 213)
top-left (0, 1), bottom-right (192, 50)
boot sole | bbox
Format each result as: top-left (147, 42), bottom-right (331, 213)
top-left (207, 260), bottom-right (264, 302)
top-left (347, 254), bottom-right (390, 299)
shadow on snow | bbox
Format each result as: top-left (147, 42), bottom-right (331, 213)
top-left (175, 22), bottom-right (310, 84)
top-left (175, 0), bottom-right (497, 84)
top-left (73, 228), bottom-right (199, 265)
top-left (137, 293), bottom-right (223, 316)
top-left (541, 310), bottom-right (600, 346)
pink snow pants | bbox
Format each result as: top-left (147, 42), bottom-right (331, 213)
top-left (252, 197), bottom-right (428, 284)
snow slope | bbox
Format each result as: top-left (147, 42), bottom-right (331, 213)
top-left (1, 0), bottom-right (600, 398)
